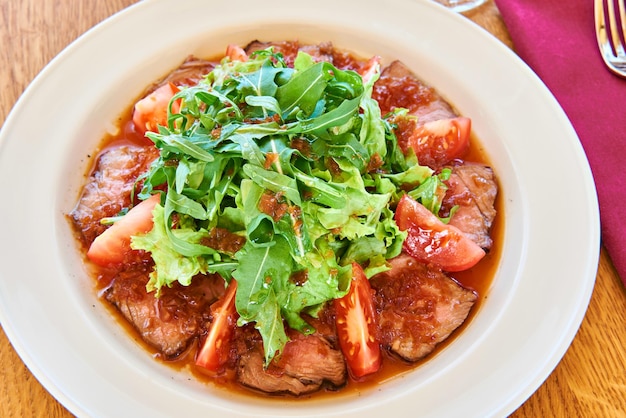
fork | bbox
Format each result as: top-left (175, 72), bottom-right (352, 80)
top-left (595, 0), bottom-right (626, 78)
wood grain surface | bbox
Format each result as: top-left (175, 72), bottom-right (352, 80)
top-left (1, 1), bottom-right (625, 416)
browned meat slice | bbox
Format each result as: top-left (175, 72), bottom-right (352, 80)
top-left (300, 42), bottom-right (336, 64)
top-left (244, 40), bottom-right (298, 59)
top-left (105, 269), bottom-right (225, 358)
top-left (444, 163), bottom-right (498, 250)
top-left (69, 145), bottom-right (159, 246)
top-left (370, 255), bottom-right (477, 362)
top-left (235, 321), bottom-right (346, 396)
top-left (160, 56), bottom-right (215, 87)
top-left (244, 40), bottom-right (336, 67)
top-left (243, 40), bottom-right (368, 73)
top-left (373, 60), bottom-right (456, 122)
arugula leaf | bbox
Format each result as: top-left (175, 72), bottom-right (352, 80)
top-left (243, 164), bottom-right (301, 205)
top-left (276, 61), bottom-right (333, 118)
top-left (232, 236), bottom-right (293, 363)
top-left (147, 132), bottom-right (215, 162)
top-left (299, 97), bottom-right (361, 135)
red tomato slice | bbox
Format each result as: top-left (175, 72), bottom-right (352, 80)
top-left (334, 262), bottom-right (381, 379)
top-left (395, 194), bottom-right (485, 272)
top-left (397, 116), bottom-right (471, 169)
top-left (196, 279), bottom-right (238, 373)
top-left (132, 82), bottom-right (180, 134)
top-left (358, 55), bottom-right (381, 85)
top-left (87, 194), bottom-right (160, 267)
top-left (225, 44), bottom-right (249, 62)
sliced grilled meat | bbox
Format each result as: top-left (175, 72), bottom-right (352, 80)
top-left (105, 270), bottom-right (225, 358)
top-left (245, 40), bottom-right (335, 67)
top-left (444, 163), bottom-right (498, 250)
top-left (244, 40), bottom-right (369, 73)
top-left (235, 318), bottom-right (346, 396)
top-left (69, 145), bottom-right (159, 246)
top-left (371, 255), bottom-right (477, 362)
top-left (373, 60), bottom-right (456, 122)
top-left (160, 56), bottom-right (215, 87)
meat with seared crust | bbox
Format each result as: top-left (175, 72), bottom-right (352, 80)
top-left (371, 255), bottom-right (477, 362)
top-left (244, 40), bottom-right (335, 67)
top-left (444, 163), bottom-right (498, 250)
top-left (105, 269), bottom-right (226, 358)
top-left (373, 60), bottom-right (456, 122)
top-left (235, 317), bottom-right (346, 396)
top-left (244, 40), bottom-right (370, 74)
top-left (160, 56), bottom-right (215, 87)
top-left (69, 145), bottom-right (159, 246)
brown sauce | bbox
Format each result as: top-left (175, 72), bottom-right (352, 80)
top-left (77, 43), bottom-right (503, 400)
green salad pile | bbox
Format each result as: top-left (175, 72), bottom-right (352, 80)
top-left (131, 48), bottom-right (451, 364)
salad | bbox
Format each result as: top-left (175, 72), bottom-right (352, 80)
top-left (75, 41), bottom-right (495, 391)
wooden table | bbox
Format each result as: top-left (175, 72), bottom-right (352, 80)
top-left (1, 1), bottom-right (625, 416)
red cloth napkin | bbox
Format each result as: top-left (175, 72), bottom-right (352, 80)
top-left (495, 0), bottom-right (626, 286)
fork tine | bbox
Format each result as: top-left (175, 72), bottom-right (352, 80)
top-left (617, 0), bottom-right (626, 56)
top-left (595, 0), bottom-right (611, 56)
top-left (606, 0), bottom-right (624, 56)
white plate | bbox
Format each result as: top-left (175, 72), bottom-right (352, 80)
top-left (0, 0), bottom-right (599, 416)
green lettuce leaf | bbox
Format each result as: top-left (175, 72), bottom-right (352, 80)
top-left (131, 204), bottom-right (211, 295)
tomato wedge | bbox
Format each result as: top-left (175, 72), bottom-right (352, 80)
top-left (395, 194), bottom-right (485, 272)
top-left (87, 194), bottom-right (160, 267)
top-left (358, 55), bottom-right (381, 85)
top-left (225, 44), bottom-right (249, 62)
top-left (132, 82), bottom-right (180, 134)
top-left (196, 279), bottom-right (238, 373)
top-left (396, 116), bottom-right (471, 169)
top-left (334, 262), bottom-right (381, 379)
